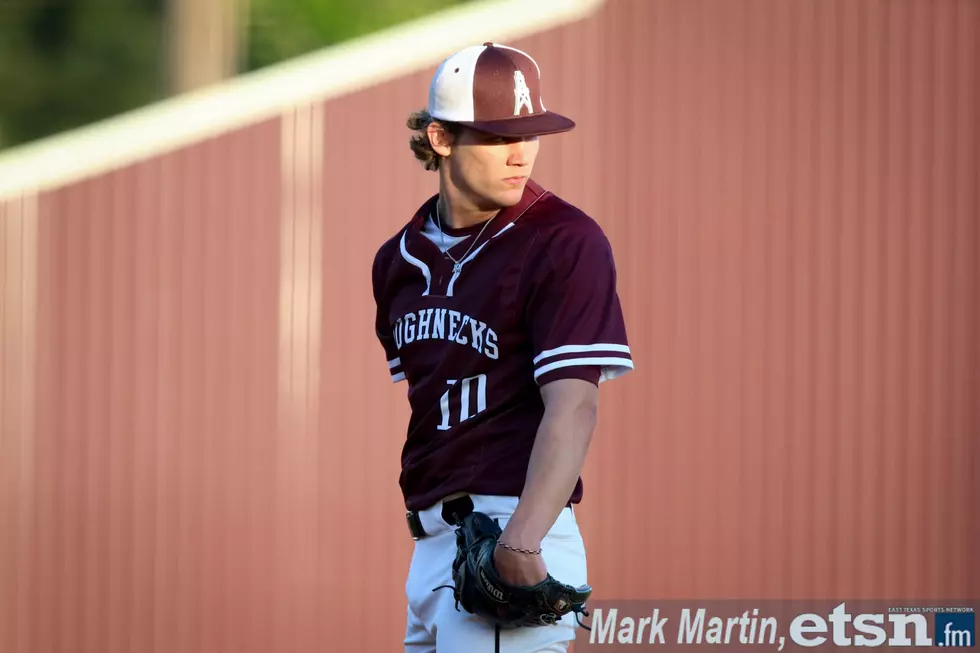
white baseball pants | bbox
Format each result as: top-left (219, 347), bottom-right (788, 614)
top-left (403, 494), bottom-right (589, 653)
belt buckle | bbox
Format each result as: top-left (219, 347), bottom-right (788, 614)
top-left (406, 510), bottom-right (426, 540)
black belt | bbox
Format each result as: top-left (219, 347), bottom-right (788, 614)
top-left (406, 494), bottom-right (475, 540)
top-left (405, 495), bottom-right (573, 540)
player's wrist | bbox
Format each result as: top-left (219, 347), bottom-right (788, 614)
top-left (500, 518), bottom-right (545, 551)
top-left (498, 533), bottom-right (544, 550)
top-left (496, 541), bottom-right (542, 555)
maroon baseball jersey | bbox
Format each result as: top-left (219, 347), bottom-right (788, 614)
top-left (372, 179), bottom-right (633, 511)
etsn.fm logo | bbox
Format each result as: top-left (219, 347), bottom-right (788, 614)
top-left (935, 612), bottom-right (975, 647)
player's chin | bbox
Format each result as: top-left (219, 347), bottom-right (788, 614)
top-left (495, 185), bottom-right (526, 207)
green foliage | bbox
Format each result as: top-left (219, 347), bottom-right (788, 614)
top-left (246, 0), bottom-right (470, 71)
top-left (0, 1), bottom-right (166, 150)
top-left (0, 0), bottom-right (468, 151)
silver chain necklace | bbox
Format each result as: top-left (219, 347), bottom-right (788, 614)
top-left (437, 200), bottom-right (497, 275)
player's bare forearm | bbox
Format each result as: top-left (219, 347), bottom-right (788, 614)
top-left (501, 378), bottom-right (599, 548)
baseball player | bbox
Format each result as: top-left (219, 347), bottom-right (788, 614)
top-left (371, 42), bottom-right (633, 652)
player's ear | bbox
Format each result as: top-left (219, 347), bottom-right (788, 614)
top-left (427, 121), bottom-right (455, 157)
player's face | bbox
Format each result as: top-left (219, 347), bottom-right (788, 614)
top-left (447, 128), bottom-right (540, 209)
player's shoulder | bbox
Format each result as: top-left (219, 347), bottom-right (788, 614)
top-left (371, 192), bottom-right (437, 295)
top-left (370, 230), bottom-right (402, 298)
top-left (522, 185), bottom-right (613, 255)
top-left (372, 193), bottom-right (437, 270)
top-left (372, 228), bottom-right (403, 270)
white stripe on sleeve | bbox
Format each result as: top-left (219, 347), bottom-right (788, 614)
top-left (533, 343), bottom-right (631, 365)
top-left (533, 356), bottom-right (635, 380)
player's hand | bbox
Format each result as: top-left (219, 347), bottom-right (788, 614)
top-left (493, 541), bottom-right (548, 587)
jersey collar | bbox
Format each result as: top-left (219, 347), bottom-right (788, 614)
top-left (405, 179), bottom-right (551, 259)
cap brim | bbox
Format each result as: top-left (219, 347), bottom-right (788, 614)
top-left (457, 111), bottom-right (576, 137)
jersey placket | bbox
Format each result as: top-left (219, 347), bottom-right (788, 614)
top-left (412, 221), bottom-right (504, 298)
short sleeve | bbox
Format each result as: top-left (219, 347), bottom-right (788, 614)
top-left (523, 221), bottom-right (634, 387)
top-left (372, 245), bottom-right (406, 384)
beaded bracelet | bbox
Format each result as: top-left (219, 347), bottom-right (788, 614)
top-left (497, 541), bottom-right (542, 555)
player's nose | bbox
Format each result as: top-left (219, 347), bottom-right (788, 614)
top-left (507, 139), bottom-right (530, 165)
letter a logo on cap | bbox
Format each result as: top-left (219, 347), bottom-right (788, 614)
top-left (513, 70), bottom-right (533, 116)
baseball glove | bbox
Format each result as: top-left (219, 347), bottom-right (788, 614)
top-left (433, 510), bottom-right (593, 630)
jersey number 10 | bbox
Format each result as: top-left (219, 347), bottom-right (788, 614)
top-left (437, 374), bottom-right (488, 431)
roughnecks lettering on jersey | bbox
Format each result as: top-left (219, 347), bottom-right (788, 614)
top-left (392, 308), bottom-right (499, 359)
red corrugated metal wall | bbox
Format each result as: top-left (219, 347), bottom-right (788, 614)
top-left (2, 1), bottom-right (978, 651)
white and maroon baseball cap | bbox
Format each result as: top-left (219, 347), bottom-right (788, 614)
top-left (427, 42), bottom-right (575, 137)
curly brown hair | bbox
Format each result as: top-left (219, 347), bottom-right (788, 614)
top-left (406, 108), bottom-right (462, 171)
